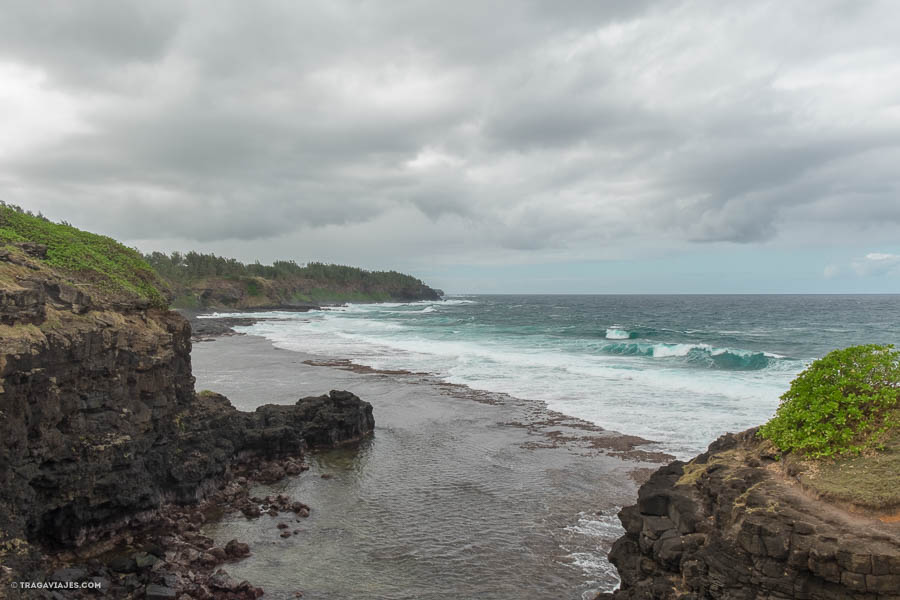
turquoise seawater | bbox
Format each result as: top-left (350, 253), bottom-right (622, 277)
top-left (222, 294), bottom-right (900, 458)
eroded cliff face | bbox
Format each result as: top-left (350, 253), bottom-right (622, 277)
top-left (600, 429), bottom-right (900, 600)
top-left (0, 247), bottom-right (196, 551)
top-left (0, 243), bottom-right (374, 585)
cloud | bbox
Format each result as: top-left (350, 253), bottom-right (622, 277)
top-left (850, 252), bottom-right (900, 277)
top-left (1, 0), bottom-right (900, 266)
top-left (866, 252), bottom-right (900, 261)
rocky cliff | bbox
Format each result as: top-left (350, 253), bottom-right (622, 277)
top-left (167, 274), bottom-right (443, 309)
top-left (599, 429), bottom-right (900, 600)
top-left (0, 238), bottom-right (374, 595)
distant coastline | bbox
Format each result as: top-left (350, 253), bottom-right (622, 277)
top-left (143, 250), bottom-right (443, 309)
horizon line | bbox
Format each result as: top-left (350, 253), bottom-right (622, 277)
top-left (441, 292), bottom-right (900, 296)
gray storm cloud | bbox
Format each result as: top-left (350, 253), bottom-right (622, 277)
top-left (1, 0), bottom-right (899, 261)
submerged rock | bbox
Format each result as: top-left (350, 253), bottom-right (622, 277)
top-left (225, 539), bottom-right (250, 559)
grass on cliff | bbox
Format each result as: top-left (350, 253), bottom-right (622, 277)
top-left (759, 344), bottom-right (900, 511)
top-left (0, 203), bottom-right (167, 308)
top-left (790, 419), bottom-right (900, 510)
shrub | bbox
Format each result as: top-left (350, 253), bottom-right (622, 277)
top-left (245, 278), bottom-right (262, 296)
top-left (759, 344), bottom-right (900, 457)
top-left (0, 203), bottom-right (167, 307)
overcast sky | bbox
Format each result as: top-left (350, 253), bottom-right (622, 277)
top-left (2, 0), bottom-right (899, 293)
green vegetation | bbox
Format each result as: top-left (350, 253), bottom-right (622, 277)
top-left (244, 278), bottom-right (262, 297)
top-left (0, 203), bottom-right (167, 307)
top-left (792, 426), bottom-right (900, 510)
top-left (144, 251), bottom-right (430, 291)
top-left (171, 294), bottom-right (201, 309)
top-left (0, 203), bottom-right (437, 310)
top-left (759, 344), bottom-right (900, 458)
top-left (144, 250), bottom-right (439, 307)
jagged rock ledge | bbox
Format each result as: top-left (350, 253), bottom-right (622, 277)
top-left (1, 382), bottom-right (373, 598)
top-left (598, 429), bottom-right (900, 600)
top-left (0, 244), bottom-right (374, 598)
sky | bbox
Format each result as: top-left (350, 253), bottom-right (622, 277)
top-left (1, 0), bottom-right (899, 293)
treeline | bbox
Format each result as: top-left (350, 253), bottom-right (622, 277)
top-left (143, 251), bottom-right (430, 290)
top-left (1, 202), bottom-right (440, 305)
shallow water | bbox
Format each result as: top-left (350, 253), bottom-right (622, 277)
top-left (191, 294), bottom-right (900, 597)
top-left (212, 294), bottom-right (900, 458)
top-left (193, 336), bottom-right (644, 599)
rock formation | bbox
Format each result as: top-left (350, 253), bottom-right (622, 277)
top-left (599, 429), bottom-right (900, 600)
top-left (0, 240), bottom-right (374, 593)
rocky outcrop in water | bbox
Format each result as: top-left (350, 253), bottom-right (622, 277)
top-left (0, 244), bottom-right (374, 594)
top-left (599, 429), bottom-right (900, 600)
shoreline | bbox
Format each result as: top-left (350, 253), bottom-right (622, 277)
top-left (16, 389), bottom-right (375, 600)
top-left (182, 299), bottom-right (796, 461)
top-left (190, 316), bottom-right (673, 598)
top-left (186, 310), bottom-right (675, 467)
top-left (302, 357), bottom-right (675, 466)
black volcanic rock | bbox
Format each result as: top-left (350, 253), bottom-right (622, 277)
top-left (284, 390), bottom-right (376, 447)
top-left (598, 429), bottom-right (900, 600)
top-left (178, 390), bottom-right (374, 462)
top-left (0, 259), bottom-right (375, 592)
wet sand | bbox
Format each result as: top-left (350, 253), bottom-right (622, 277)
top-left (191, 334), bottom-right (669, 599)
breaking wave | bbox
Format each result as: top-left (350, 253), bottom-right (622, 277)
top-left (598, 342), bottom-right (779, 370)
top-left (604, 327), bottom-right (635, 340)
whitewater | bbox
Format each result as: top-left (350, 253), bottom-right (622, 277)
top-left (208, 294), bottom-right (900, 459)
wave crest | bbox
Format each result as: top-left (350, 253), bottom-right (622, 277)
top-left (605, 327), bottom-right (636, 340)
top-left (600, 341), bottom-right (776, 370)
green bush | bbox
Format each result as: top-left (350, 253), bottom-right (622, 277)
top-left (244, 278), bottom-right (262, 296)
top-left (0, 203), bottom-right (167, 307)
top-left (759, 344), bottom-right (900, 457)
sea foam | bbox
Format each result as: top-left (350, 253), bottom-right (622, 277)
top-left (232, 297), bottom-right (809, 457)
top-left (605, 327), bottom-right (632, 339)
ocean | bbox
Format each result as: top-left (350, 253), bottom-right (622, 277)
top-left (216, 294), bottom-right (900, 458)
top-left (194, 294), bottom-right (899, 598)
